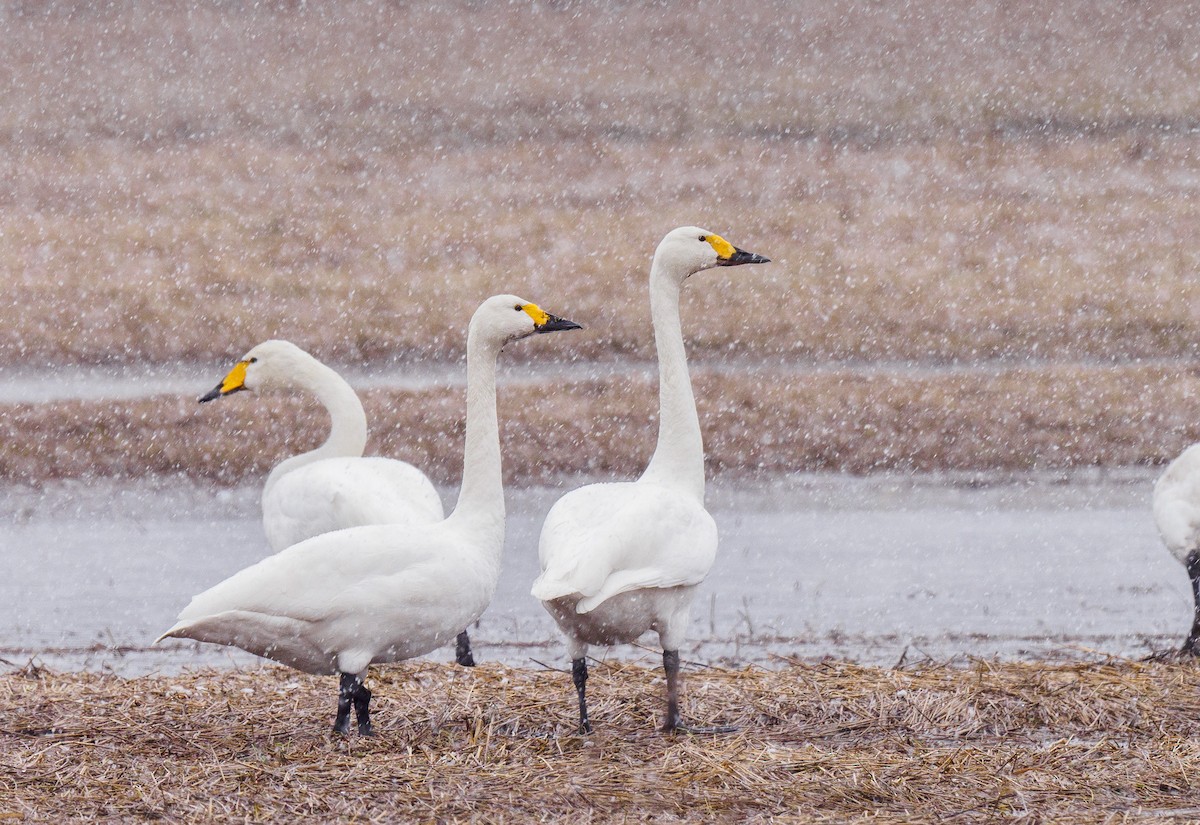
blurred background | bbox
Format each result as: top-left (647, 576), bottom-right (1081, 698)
top-left (2, 0), bottom-right (1199, 670)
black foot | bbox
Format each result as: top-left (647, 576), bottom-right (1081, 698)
top-left (334, 672), bottom-right (372, 736)
top-left (660, 649), bottom-right (734, 734)
top-left (572, 657), bottom-right (592, 734)
top-left (456, 631), bottom-right (476, 668)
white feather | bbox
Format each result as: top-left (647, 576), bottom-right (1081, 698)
top-left (1153, 443), bottom-right (1200, 565)
top-left (533, 226), bottom-right (765, 661)
top-left (201, 339), bottom-right (444, 552)
top-left (159, 295), bottom-right (579, 681)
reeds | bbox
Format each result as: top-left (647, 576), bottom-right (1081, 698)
top-left (3, 658), bottom-right (1200, 821)
top-left (2, 360), bottom-right (1197, 485)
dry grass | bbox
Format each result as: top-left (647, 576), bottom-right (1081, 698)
top-left (4, 361), bottom-right (1200, 484)
top-left (5, 2), bottom-right (1200, 482)
top-left (3, 659), bottom-right (1200, 821)
top-left (1, 1), bottom-right (1199, 369)
top-left (4, 2), bottom-right (1200, 480)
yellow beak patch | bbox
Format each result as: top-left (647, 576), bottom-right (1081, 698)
top-left (219, 361), bottom-right (250, 394)
top-left (521, 303), bottom-right (551, 327)
top-left (704, 233), bottom-right (737, 261)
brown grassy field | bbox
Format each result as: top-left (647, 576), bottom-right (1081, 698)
top-left (5, 360), bottom-right (1200, 485)
top-left (3, 1), bottom-right (1200, 480)
top-left (6, 8), bottom-right (1200, 821)
top-left (2, 0), bottom-right (1200, 367)
top-left (4, 659), bottom-right (1200, 821)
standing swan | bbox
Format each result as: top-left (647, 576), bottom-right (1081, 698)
top-left (198, 340), bottom-right (477, 666)
top-left (159, 296), bottom-right (581, 734)
top-left (1152, 443), bottom-right (1200, 654)
top-left (532, 227), bottom-right (769, 733)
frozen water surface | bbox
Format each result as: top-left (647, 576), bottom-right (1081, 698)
top-left (0, 469), bottom-right (1184, 675)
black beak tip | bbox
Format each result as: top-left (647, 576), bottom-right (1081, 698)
top-left (198, 388), bottom-right (221, 403)
top-left (726, 248), bottom-right (770, 266)
top-left (538, 316), bottom-right (583, 333)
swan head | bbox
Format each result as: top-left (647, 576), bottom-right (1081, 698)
top-left (198, 339), bottom-right (310, 402)
top-left (469, 294), bottom-right (582, 349)
top-left (654, 226), bottom-right (770, 281)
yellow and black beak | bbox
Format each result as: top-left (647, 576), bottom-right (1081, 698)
top-left (198, 360), bottom-right (250, 403)
top-left (703, 232), bottom-right (770, 267)
top-left (520, 303), bottom-right (583, 334)
top-left (717, 246), bottom-right (770, 267)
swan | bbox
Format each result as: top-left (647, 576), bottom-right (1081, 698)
top-left (159, 295), bottom-right (581, 734)
top-left (532, 226), bottom-right (769, 733)
top-left (198, 339), bottom-right (477, 667)
top-left (1152, 443), bottom-right (1200, 654)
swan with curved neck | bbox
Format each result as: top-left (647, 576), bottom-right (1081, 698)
top-left (197, 339), bottom-right (479, 664)
top-left (160, 295), bottom-right (581, 734)
top-left (532, 226), bottom-right (769, 733)
top-left (199, 340), bottom-right (443, 549)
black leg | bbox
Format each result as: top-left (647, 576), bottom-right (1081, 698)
top-left (572, 657), bottom-right (593, 734)
top-left (662, 650), bottom-right (737, 735)
top-left (662, 650), bottom-right (683, 732)
top-left (1185, 551), bottom-right (1200, 656)
top-left (334, 672), bottom-right (373, 736)
top-left (456, 631), bottom-right (476, 667)
top-left (353, 680), bottom-right (373, 736)
top-left (334, 672), bottom-right (356, 735)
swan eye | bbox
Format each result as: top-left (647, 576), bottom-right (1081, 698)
top-left (698, 235), bottom-right (707, 242)
top-left (248, 357), bottom-right (258, 364)
top-left (514, 304), bottom-right (523, 311)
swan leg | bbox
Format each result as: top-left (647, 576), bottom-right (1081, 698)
top-left (663, 649), bottom-right (684, 731)
top-left (353, 680), bottom-right (373, 736)
top-left (1184, 551), bottom-right (1200, 656)
top-left (572, 657), bottom-right (593, 734)
top-left (455, 631), bottom-right (477, 667)
top-left (334, 672), bottom-right (372, 735)
top-left (662, 650), bottom-right (737, 735)
top-left (334, 672), bottom-right (356, 735)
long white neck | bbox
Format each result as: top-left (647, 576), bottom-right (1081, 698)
top-left (263, 357), bottom-right (368, 496)
top-left (639, 261), bottom-right (705, 500)
top-left (445, 327), bottom-right (506, 543)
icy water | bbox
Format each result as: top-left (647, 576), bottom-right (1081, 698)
top-left (0, 469), bottom-right (1185, 675)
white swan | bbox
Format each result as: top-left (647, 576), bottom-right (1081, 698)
top-left (198, 340), bottom-right (478, 666)
top-left (532, 226), bottom-right (768, 733)
top-left (199, 340), bottom-right (443, 552)
top-left (160, 296), bottom-right (581, 734)
top-left (1152, 443), bottom-right (1200, 654)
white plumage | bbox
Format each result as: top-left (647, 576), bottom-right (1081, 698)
top-left (160, 296), bottom-right (581, 734)
top-left (1152, 443), bottom-right (1200, 654)
top-left (532, 226), bottom-right (768, 733)
top-left (197, 339), bottom-right (478, 665)
top-left (197, 339), bottom-right (444, 552)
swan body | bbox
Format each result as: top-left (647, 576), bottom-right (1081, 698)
top-left (533, 481), bottom-right (717, 618)
top-left (163, 522), bottom-right (495, 675)
top-left (198, 339), bottom-right (471, 664)
top-left (1152, 443), bottom-right (1200, 654)
top-left (533, 226), bottom-right (768, 732)
top-left (262, 457), bottom-right (443, 553)
top-left (198, 339), bottom-right (444, 552)
top-left (161, 296), bottom-right (581, 733)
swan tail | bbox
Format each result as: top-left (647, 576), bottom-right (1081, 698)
top-left (153, 610), bottom-right (337, 675)
top-left (530, 575), bottom-right (579, 604)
